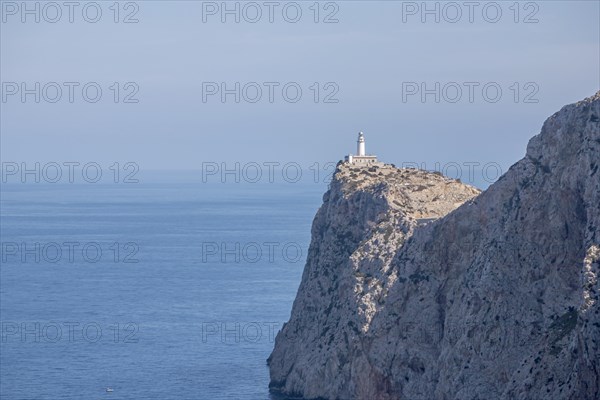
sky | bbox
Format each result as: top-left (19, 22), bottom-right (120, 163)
top-left (1, 0), bottom-right (599, 179)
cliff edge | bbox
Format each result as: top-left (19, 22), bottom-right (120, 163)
top-left (269, 91), bottom-right (600, 400)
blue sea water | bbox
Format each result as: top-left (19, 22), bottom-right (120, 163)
top-left (0, 174), bottom-right (326, 399)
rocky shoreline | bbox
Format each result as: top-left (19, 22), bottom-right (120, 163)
top-left (268, 92), bottom-right (600, 400)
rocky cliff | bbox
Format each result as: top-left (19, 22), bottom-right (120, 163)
top-left (268, 91), bottom-right (600, 400)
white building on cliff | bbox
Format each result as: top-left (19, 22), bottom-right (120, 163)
top-left (345, 132), bottom-right (379, 165)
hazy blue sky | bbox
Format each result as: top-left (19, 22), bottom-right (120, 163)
top-left (2, 1), bottom-right (599, 176)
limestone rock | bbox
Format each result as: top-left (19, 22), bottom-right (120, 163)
top-left (268, 91), bottom-right (600, 400)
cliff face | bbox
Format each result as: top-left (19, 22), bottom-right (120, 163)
top-left (268, 92), bottom-right (600, 400)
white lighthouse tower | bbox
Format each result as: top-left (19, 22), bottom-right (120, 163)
top-left (357, 132), bottom-right (366, 156)
top-left (345, 131), bottom-right (379, 165)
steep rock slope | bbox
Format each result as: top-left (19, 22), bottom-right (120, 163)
top-left (269, 92), bottom-right (600, 400)
top-left (268, 165), bottom-right (481, 398)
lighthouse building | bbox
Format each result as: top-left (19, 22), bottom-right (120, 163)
top-left (345, 132), bottom-right (379, 165)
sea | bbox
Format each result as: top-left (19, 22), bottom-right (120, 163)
top-left (0, 171), bottom-right (327, 400)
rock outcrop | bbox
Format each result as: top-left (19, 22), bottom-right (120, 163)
top-left (268, 92), bottom-right (600, 400)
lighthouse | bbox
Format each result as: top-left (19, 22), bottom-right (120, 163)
top-left (345, 131), bottom-right (379, 165)
top-left (357, 132), bottom-right (366, 156)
